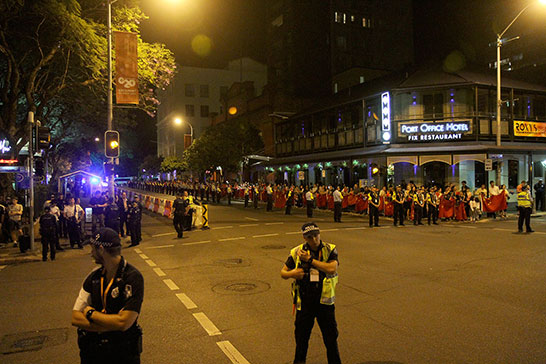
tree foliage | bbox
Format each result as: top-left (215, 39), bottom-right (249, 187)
top-left (140, 154), bottom-right (163, 176)
top-left (160, 155), bottom-right (186, 173)
top-left (0, 0), bottom-right (176, 178)
top-left (183, 120), bottom-right (264, 177)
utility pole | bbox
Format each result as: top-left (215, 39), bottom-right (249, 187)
top-left (28, 111), bottom-right (35, 251)
top-left (107, 0), bottom-right (116, 198)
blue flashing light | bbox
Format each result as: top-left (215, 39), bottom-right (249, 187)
top-left (90, 177), bottom-right (100, 185)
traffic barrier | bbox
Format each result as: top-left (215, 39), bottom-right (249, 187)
top-left (163, 200), bottom-right (172, 218)
top-left (158, 199), bottom-right (165, 215)
top-left (201, 204), bottom-right (209, 229)
top-left (153, 198), bottom-right (160, 213)
top-left (145, 196), bottom-right (152, 209)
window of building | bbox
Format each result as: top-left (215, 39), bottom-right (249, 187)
top-left (350, 15), bottom-right (355, 22)
top-left (200, 85), bottom-right (209, 98)
top-left (508, 160), bottom-right (519, 189)
top-left (334, 12), bottom-right (346, 24)
top-left (185, 84), bottom-right (194, 97)
top-left (359, 76), bottom-right (365, 84)
top-left (334, 82), bottom-right (338, 94)
top-left (336, 35), bottom-right (347, 50)
top-left (220, 86), bottom-right (229, 99)
top-left (185, 104), bottom-right (195, 117)
top-left (423, 93), bottom-right (444, 120)
top-left (200, 105), bottom-right (209, 117)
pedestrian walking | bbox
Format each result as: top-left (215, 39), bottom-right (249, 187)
top-left (281, 222), bottom-right (341, 364)
top-left (333, 186), bottom-right (342, 223)
top-left (39, 206), bottom-right (57, 261)
top-left (71, 228), bottom-right (143, 364)
top-left (517, 185), bottom-right (534, 233)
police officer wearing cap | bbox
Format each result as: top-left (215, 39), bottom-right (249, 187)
top-left (172, 192), bottom-right (188, 238)
top-left (368, 186), bottom-right (380, 227)
top-left (71, 228), bottom-right (144, 364)
top-left (281, 222), bottom-right (341, 364)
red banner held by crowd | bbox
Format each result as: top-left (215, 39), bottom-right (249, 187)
top-left (482, 194), bottom-right (508, 213)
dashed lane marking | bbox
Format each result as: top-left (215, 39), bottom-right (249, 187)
top-left (213, 226), bottom-right (234, 230)
top-left (134, 248), bottom-right (142, 254)
top-left (219, 237), bottom-right (246, 242)
top-left (265, 222), bottom-right (283, 225)
top-left (146, 244), bottom-right (175, 249)
top-left (244, 217), bottom-right (259, 221)
top-left (182, 240), bottom-right (212, 246)
top-left (321, 228), bottom-right (339, 232)
top-left (460, 225), bottom-right (478, 229)
top-left (145, 260), bottom-right (157, 267)
top-left (153, 268), bottom-right (166, 277)
top-left (535, 231), bottom-right (546, 235)
top-left (493, 228), bottom-right (513, 232)
top-left (176, 293), bottom-right (198, 309)
top-left (193, 312), bottom-right (222, 336)
top-left (345, 227), bottom-right (367, 230)
top-left (152, 232), bottom-right (176, 238)
top-left (285, 231), bottom-right (301, 235)
top-left (0, 265), bottom-right (6, 271)
top-left (139, 254), bottom-right (149, 259)
top-left (217, 340), bottom-right (251, 364)
top-left (239, 224), bottom-right (259, 227)
top-left (163, 279), bottom-right (179, 291)
top-left (252, 233), bottom-right (279, 238)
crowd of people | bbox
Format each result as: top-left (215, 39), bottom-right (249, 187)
top-left (127, 179), bottom-right (543, 228)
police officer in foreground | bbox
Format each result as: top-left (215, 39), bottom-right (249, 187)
top-left (281, 222), bottom-right (341, 364)
top-left (172, 192), bottom-right (188, 238)
top-left (71, 228), bottom-right (144, 364)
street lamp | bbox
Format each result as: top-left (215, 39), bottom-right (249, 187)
top-left (494, 0), bottom-right (545, 184)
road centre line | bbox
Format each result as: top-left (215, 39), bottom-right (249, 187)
top-left (493, 228), bottom-right (513, 232)
top-left (219, 237), bottom-right (246, 242)
top-left (244, 217), bottom-right (259, 221)
top-left (252, 233), bottom-right (279, 238)
top-left (163, 279), bottom-right (179, 290)
top-left (176, 293), bottom-right (197, 309)
top-left (138, 254), bottom-right (149, 259)
top-left (182, 240), bottom-right (212, 246)
top-left (145, 260), bottom-right (157, 267)
top-left (146, 244), bottom-right (175, 249)
top-left (213, 226), bottom-right (234, 230)
top-left (153, 268), bottom-right (166, 277)
top-left (345, 227), bottom-right (367, 230)
top-left (321, 228), bottom-right (339, 232)
top-left (193, 312), bottom-right (222, 336)
top-left (460, 225), bottom-right (477, 229)
top-left (134, 248), bottom-right (142, 254)
top-left (240, 224), bottom-right (259, 227)
top-left (285, 231), bottom-right (301, 235)
top-left (217, 341), bottom-right (251, 364)
top-left (265, 222), bottom-right (284, 225)
top-left (152, 232), bottom-right (176, 237)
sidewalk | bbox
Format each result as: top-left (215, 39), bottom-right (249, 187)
top-left (0, 237), bottom-right (88, 266)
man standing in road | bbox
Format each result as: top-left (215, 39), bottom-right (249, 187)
top-left (534, 179), bottom-right (544, 211)
top-left (39, 206), bottom-right (58, 261)
top-left (71, 227), bottom-right (144, 364)
top-left (118, 192), bottom-right (130, 237)
top-left (333, 186), bottom-right (342, 223)
top-left (368, 186), bottom-right (380, 227)
top-left (172, 192), bottom-right (188, 238)
top-left (281, 222), bottom-right (341, 364)
top-left (392, 186), bottom-right (405, 226)
top-left (128, 197), bottom-right (142, 247)
top-left (89, 191), bottom-right (107, 233)
top-left (266, 183), bottom-right (273, 211)
top-left (517, 185), bottom-right (534, 233)
top-left (305, 188), bottom-right (314, 218)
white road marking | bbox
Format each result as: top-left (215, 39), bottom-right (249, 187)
top-left (152, 232), bottom-right (176, 237)
top-left (493, 228), bottom-right (513, 232)
top-left (265, 222), bottom-right (283, 225)
top-left (213, 226), bottom-right (234, 230)
top-left (321, 228), bottom-right (339, 232)
top-left (139, 254), bottom-right (149, 259)
top-left (345, 227), bottom-right (367, 230)
top-left (134, 248), bottom-right (142, 254)
top-left (176, 293), bottom-right (197, 309)
top-left (146, 244), bottom-right (175, 249)
top-left (460, 225), bottom-right (478, 229)
top-left (193, 312), bottom-right (222, 336)
top-left (244, 217), bottom-right (259, 221)
top-left (285, 231), bottom-right (301, 235)
top-left (153, 268), bottom-right (166, 277)
top-left (0, 265), bottom-right (6, 271)
top-left (217, 341), bottom-right (251, 364)
top-left (252, 233), bottom-right (279, 238)
top-left (219, 237), bottom-right (246, 241)
top-left (182, 240), bottom-right (212, 246)
top-left (163, 279), bottom-right (179, 290)
top-left (535, 232), bottom-right (546, 235)
top-left (240, 224), bottom-right (258, 227)
top-left (145, 260), bottom-right (157, 267)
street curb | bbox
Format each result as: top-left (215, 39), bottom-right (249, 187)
top-left (0, 252), bottom-right (42, 265)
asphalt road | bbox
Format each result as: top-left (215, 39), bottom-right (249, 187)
top-left (1, 202), bottom-right (545, 364)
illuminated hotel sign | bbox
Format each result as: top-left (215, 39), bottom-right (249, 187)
top-left (399, 121), bottom-right (471, 142)
top-left (0, 139), bottom-right (11, 154)
top-left (514, 120), bottom-right (546, 137)
top-left (381, 92), bottom-right (391, 144)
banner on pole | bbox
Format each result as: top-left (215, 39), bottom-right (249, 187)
top-left (184, 134), bottom-right (192, 150)
top-left (114, 31), bottom-right (139, 104)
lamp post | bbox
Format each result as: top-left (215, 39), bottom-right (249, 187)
top-left (106, 0), bottom-right (117, 198)
top-left (495, 0), bottom-right (546, 185)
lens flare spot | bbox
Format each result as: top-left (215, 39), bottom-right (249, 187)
top-left (191, 34), bottom-right (213, 57)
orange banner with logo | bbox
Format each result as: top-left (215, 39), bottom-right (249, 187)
top-left (114, 31), bottom-right (139, 104)
top-left (514, 121), bottom-right (546, 137)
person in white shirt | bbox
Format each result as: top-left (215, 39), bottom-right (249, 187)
top-left (266, 184), bottom-right (273, 211)
top-left (8, 197), bottom-right (23, 245)
top-left (63, 197), bottom-right (84, 248)
top-left (333, 186), bottom-right (343, 222)
top-left (469, 197), bottom-right (481, 222)
top-left (488, 181), bottom-right (500, 219)
top-left (305, 188), bottom-right (314, 218)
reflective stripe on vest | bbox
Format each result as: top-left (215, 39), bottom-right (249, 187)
top-left (289, 242), bottom-right (338, 311)
top-left (517, 191), bottom-right (531, 208)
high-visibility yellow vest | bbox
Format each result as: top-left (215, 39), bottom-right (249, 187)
top-left (517, 191), bottom-right (531, 208)
top-left (289, 242), bottom-right (338, 311)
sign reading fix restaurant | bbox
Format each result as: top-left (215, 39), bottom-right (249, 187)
top-left (514, 120), bottom-right (546, 137)
top-left (399, 120), bottom-right (472, 142)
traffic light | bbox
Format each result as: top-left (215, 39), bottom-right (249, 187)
top-left (104, 130), bottom-right (120, 158)
top-left (371, 163), bottom-right (380, 176)
top-left (37, 127), bottom-right (51, 150)
top-left (34, 158), bottom-right (44, 176)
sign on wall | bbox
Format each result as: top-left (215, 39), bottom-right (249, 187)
top-left (398, 120), bottom-right (471, 142)
top-left (381, 92), bottom-right (391, 144)
top-left (514, 120), bottom-right (546, 138)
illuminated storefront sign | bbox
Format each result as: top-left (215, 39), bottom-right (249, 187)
top-left (0, 139), bottom-right (11, 154)
top-left (381, 92), bottom-right (391, 144)
top-left (0, 138), bottom-right (17, 164)
top-left (514, 120), bottom-right (546, 137)
top-left (399, 121), bottom-right (471, 142)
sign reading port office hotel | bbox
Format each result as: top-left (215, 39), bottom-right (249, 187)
top-left (399, 120), bottom-right (472, 142)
